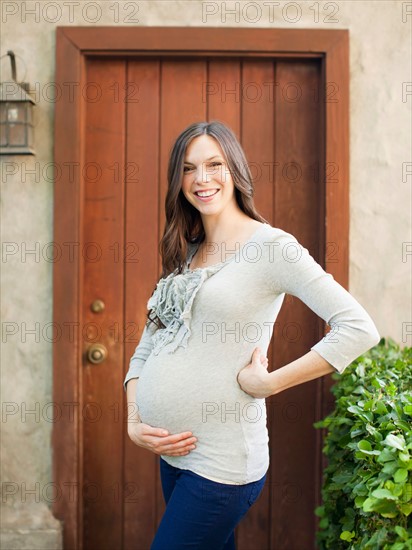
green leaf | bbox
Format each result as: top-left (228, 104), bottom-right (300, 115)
top-left (371, 488), bottom-right (397, 500)
top-left (394, 525), bottom-right (408, 540)
top-left (394, 468), bottom-right (408, 482)
top-left (363, 497), bottom-right (377, 512)
top-left (368, 498), bottom-right (398, 516)
top-left (340, 530), bottom-right (355, 541)
top-left (399, 502), bottom-right (412, 516)
top-left (364, 399), bottom-right (374, 410)
top-left (356, 439), bottom-right (380, 455)
top-left (382, 461), bottom-right (398, 475)
top-left (375, 400), bottom-right (388, 414)
top-left (354, 495), bottom-right (366, 507)
top-left (399, 451), bottom-right (410, 461)
top-left (358, 439), bottom-right (372, 451)
top-left (391, 543), bottom-right (408, 550)
top-left (319, 517), bottom-right (329, 528)
top-left (371, 377), bottom-right (385, 389)
top-left (365, 423), bottom-right (380, 437)
top-left (392, 483), bottom-right (404, 497)
top-left (384, 433), bottom-right (406, 451)
top-left (377, 448), bottom-right (397, 462)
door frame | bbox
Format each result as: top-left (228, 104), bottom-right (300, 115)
top-left (53, 26), bottom-right (349, 549)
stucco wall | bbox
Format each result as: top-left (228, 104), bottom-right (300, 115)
top-left (1, 1), bottom-right (411, 546)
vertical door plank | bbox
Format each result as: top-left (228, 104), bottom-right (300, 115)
top-left (123, 59), bottom-right (161, 550)
top-left (82, 58), bottom-right (126, 550)
top-left (238, 58), bottom-right (276, 550)
top-left (156, 58), bottom-right (208, 525)
top-left (270, 60), bottom-right (323, 550)
top-left (208, 58), bottom-right (241, 135)
top-left (241, 58), bottom-right (276, 225)
top-left (159, 59), bottom-right (208, 238)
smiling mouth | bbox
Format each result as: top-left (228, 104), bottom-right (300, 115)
top-left (194, 189), bottom-right (220, 197)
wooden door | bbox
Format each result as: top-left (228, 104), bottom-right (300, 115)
top-left (53, 28), bottom-right (349, 550)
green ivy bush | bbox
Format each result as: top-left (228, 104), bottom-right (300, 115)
top-left (314, 337), bottom-right (412, 549)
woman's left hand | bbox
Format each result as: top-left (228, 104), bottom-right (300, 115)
top-left (236, 347), bottom-right (273, 398)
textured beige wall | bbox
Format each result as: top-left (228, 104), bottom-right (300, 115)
top-left (1, 0), bottom-right (411, 543)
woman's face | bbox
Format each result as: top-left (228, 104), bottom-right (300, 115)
top-left (181, 134), bottom-right (237, 217)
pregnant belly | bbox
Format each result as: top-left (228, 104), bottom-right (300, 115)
top-left (135, 350), bottom-right (244, 434)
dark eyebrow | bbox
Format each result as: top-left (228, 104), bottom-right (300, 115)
top-left (184, 155), bottom-right (223, 165)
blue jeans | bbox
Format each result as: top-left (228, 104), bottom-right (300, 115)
top-left (150, 457), bottom-right (267, 550)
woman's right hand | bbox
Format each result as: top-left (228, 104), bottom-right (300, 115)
top-left (127, 422), bottom-right (198, 457)
top-left (125, 377), bottom-right (197, 456)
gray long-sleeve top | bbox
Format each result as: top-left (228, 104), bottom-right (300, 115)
top-left (123, 223), bottom-right (380, 484)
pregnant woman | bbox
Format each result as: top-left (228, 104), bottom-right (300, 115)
top-left (123, 120), bottom-right (380, 550)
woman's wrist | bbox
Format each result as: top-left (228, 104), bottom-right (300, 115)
top-left (125, 378), bottom-right (142, 424)
top-left (265, 351), bottom-right (336, 396)
top-left (265, 370), bottom-right (280, 396)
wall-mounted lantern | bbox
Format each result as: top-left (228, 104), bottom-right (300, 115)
top-left (0, 51), bottom-right (35, 155)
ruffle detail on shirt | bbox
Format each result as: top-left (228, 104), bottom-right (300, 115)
top-left (146, 249), bottom-right (226, 356)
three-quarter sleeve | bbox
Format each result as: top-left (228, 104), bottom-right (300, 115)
top-left (123, 319), bottom-right (158, 392)
top-left (264, 229), bottom-right (381, 374)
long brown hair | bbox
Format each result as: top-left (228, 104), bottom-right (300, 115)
top-left (146, 120), bottom-right (268, 330)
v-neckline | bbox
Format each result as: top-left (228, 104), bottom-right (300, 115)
top-left (185, 223), bottom-right (269, 273)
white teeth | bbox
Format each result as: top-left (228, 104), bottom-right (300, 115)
top-left (196, 189), bottom-right (218, 198)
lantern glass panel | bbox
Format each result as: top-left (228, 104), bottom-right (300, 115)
top-left (26, 105), bottom-right (32, 124)
top-left (27, 125), bottom-right (34, 148)
top-left (0, 123), bottom-right (6, 146)
top-left (0, 104), bottom-right (7, 123)
top-left (7, 104), bottom-right (26, 123)
top-left (9, 123), bottom-right (26, 146)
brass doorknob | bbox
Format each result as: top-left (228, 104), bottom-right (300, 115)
top-left (87, 343), bottom-right (108, 364)
top-left (90, 299), bottom-right (105, 313)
